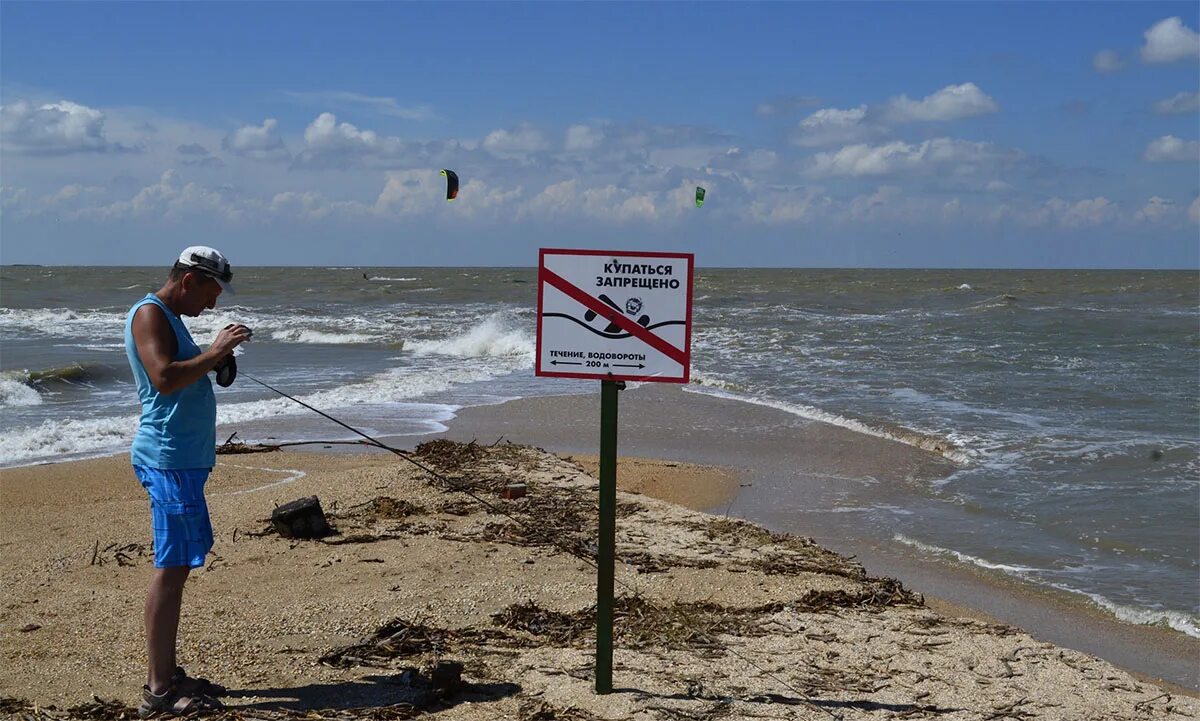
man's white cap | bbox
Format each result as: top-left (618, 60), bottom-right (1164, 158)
top-left (175, 246), bottom-right (234, 294)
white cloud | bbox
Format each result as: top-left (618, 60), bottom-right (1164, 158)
top-left (521, 179), bottom-right (660, 222)
top-left (746, 187), bottom-right (830, 224)
top-left (0, 100), bottom-right (131, 155)
top-left (305, 113), bottom-right (380, 150)
top-left (847, 185), bottom-right (902, 219)
top-left (1143, 135), bottom-right (1200, 163)
top-left (1, 186), bottom-right (27, 210)
top-left (294, 112), bottom-right (410, 168)
top-left (1189, 196), bottom-right (1200, 223)
top-left (282, 91), bottom-right (435, 120)
top-left (482, 122), bottom-right (549, 158)
top-left (374, 171), bottom-right (524, 219)
top-left (373, 169), bottom-right (443, 215)
top-left (790, 105), bottom-right (879, 148)
top-left (1141, 17), bottom-right (1200, 64)
top-left (810, 137), bottom-right (1015, 178)
top-left (42, 184), bottom-right (105, 207)
top-left (455, 179), bottom-right (525, 216)
top-left (74, 170), bottom-right (250, 223)
top-left (711, 146), bottom-right (778, 174)
top-left (222, 118), bottom-right (288, 161)
top-left (1153, 91), bottom-right (1200, 115)
top-left (882, 83), bottom-right (999, 123)
top-left (1060, 197), bottom-right (1116, 227)
top-left (269, 191), bottom-right (332, 220)
top-left (269, 190), bottom-right (368, 221)
top-left (176, 142), bottom-right (224, 168)
top-left (1092, 49), bottom-right (1125, 73)
top-left (1135, 196), bottom-right (1176, 223)
top-left (1029, 197), bottom-right (1116, 228)
top-left (565, 124), bottom-right (605, 152)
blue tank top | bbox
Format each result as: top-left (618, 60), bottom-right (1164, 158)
top-left (124, 294), bottom-right (216, 469)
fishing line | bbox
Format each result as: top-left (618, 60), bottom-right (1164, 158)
top-left (240, 371), bottom-right (841, 718)
top-left (241, 372), bottom-right (606, 568)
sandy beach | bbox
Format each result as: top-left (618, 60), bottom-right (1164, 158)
top-left (1, 429), bottom-right (1195, 719)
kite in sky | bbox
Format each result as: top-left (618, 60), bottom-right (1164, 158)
top-left (441, 169), bottom-right (459, 201)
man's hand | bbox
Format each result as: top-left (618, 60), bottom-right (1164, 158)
top-left (211, 324), bottom-right (252, 357)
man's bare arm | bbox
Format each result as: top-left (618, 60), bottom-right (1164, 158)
top-left (132, 305), bottom-right (251, 395)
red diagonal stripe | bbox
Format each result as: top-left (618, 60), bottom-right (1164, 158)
top-left (540, 267), bottom-right (686, 366)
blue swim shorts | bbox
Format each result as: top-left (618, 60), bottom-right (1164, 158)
top-left (133, 465), bottom-right (214, 569)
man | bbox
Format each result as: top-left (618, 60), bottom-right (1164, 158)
top-left (124, 246), bottom-right (251, 716)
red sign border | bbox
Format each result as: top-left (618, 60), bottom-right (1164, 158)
top-left (536, 248), bottom-right (694, 384)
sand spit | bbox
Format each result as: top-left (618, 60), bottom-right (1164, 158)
top-left (0, 442), bottom-right (1193, 720)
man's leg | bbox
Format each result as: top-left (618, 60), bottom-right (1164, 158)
top-left (145, 565), bottom-right (191, 694)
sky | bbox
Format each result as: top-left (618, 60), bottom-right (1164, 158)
top-left (1, 2), bottom-right (1198, 268)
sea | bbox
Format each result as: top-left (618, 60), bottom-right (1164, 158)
top-left (1, 266), bottom-right (1197, 640)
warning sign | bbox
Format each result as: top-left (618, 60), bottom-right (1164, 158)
top-left (536, 248), bottom-right (693, 383)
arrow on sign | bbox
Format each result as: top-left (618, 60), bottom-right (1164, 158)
top-left (611, 363), bottom-right (645, 369)
top-left (550, 360), bottom-right (583, 366)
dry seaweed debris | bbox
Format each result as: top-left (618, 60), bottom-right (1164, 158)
top-left (88, 541), bottom-right (149, 568)
top-left (320, 617), bottom-right (458, 667)
top-left (413, 439), bottom-right (553, 481)
top-left (688, 516), bottom-right (867, 580)
top-left (320, 617), bottom-right (517, 669)
top-left (492, 584), bottom-right (921, 652)
top-left (0, 696), bottom-right (425, 720)
top-left (412, 439), bottom-right (487, 471)
top-left (215, 441), bottom-right (282, 455)
top-left (517, 698), bottom-right (605, 721)
top-left (452, 488), bottom-right (598, 557)
top-left (784, 578), bottom-right (922, 612)
top-left (618, 551), bottom-right (719, 574)
top-left (491, 597), bottom-right (757, 652)
top-left (339, 497), bottom-right (427, 521)
top-left (437, 499), bottom-right (476, 516)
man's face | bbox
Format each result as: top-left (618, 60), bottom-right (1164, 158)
top-left (182, 272), bottom-right (223, 316)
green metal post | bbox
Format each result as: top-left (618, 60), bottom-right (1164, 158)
top-left (596, 378), bottom-right (621, 693)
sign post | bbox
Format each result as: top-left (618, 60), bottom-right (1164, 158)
top-left (596, 377), bottom-right (619, 692)
top-left (536, 248), bottom-right (694, 694)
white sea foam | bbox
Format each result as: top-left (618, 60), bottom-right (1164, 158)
top-left (889, 387), bottom-right (1047, 430)
top-left (893, 534), bottom-right (1039, 574)
top-left (370, 277), bottom-right (417, 282)
top-left (0, 377), bottom-right (43, 407)
top-left (894, 534), bottom-right (1200, 638)
top-left (685, 382), bottom-right (974, 465)
top-left (1062, 587), bottom-right (1200, 638)
top-left (0, 308), bottom-right (126, 339)
top-left (0, 415), bottom-right (137, 466)
top-left (268, 329), bottom-right (379, 344)
top-left (0, 305), bottom-right (408, 347)
top-left (409, 313), bottom-right (534, 360)
top-left (0, 364), bottom-right (493, 467)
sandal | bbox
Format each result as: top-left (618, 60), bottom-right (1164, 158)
top-left (137, 682), bottom-right (223, 718)
top-left (172, 665), bottom-right (228, 697)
